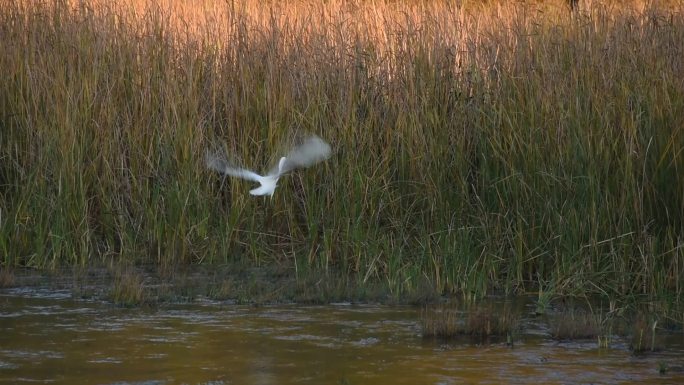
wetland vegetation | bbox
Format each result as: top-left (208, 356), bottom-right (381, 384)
top-left (1, 0), bottom-right (683, 328)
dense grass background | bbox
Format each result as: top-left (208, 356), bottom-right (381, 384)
top-left (1, 0), bottom-right (683, 303)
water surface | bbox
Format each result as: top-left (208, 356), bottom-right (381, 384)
top-left (1, 288), bottom-right (682, 384)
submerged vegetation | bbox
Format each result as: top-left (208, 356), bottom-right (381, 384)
top-left (630, 312), bottom-right (662, 353)
top-left (422, 303), bottom-right (518, 341)
top-left (109, 266), bottom-right (147, 306)
top-left (0, 268), bottom-right (14, 288)
top-left (1, 0), bottom-right (683, 312)
top-left (548, 308), bottom-right (605, 341)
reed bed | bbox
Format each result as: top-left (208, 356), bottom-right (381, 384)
top-left (1, 0), bottom-right (683, 304)
top-left (422, 303), bottom-right (517, 340)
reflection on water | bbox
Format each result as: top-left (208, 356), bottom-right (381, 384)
top-left (1, 288), bottom-right (683, 385)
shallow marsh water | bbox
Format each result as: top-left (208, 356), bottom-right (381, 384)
top-left (1, 288), bottom-right (683, 384)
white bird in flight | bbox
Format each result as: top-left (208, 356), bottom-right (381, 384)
top-left (206, 135), bottom-right (332, 197)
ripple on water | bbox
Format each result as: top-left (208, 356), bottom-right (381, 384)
top-left (144, 353), bottom-right (168, 359)
top-left (255, 308), bottom-right (316, 323)
top-left (0, 349), bottom-right (64, 360)
top-left (0, 287), bottom-right (72, 300)
top-left (88, 357), bottom-right (123, 364)
top-left (274, 333), bottom-right (341, 349)
top-left (87, 320), bottom-right (126, 332)
top-left (144, 334), bottom-right (194, 344)
top-left (353, 337), bottom-right (381, 347)
top-left (0, 360), bottom-right (18, 370)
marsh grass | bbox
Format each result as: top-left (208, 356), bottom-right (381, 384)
top-left (109, 267), bottom-right (146, 306)
top-left (422, 303), bottom-right (518, 340)
top-left (0, 268), bottom-right (14, 288)
top-left (549, 309), bottom-right (604, 341)
top-left (1, 0), bottom-right (684, 307)
top-left (630, 313), bottom-right (662, 353)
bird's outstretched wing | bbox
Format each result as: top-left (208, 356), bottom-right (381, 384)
top-left (269, 135), bottom-right (332, 176)
top-left (205, 152), bottom-right (263, 182)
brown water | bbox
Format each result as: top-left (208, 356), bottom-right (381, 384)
top-left (1, 288), bottom-right (683, 385)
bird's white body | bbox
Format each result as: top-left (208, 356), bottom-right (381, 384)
top-left (206, 136), bottom-right (331, 197)
top-left (242, 157), bottom-right (287, 197)
top-left (248, 174), bottom-right (279, 196)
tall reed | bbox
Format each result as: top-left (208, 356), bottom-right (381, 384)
top-left (1, 0), bottom-right (683, 303)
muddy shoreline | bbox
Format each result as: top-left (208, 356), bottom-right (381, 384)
top-left (0, 264), bottom-right (438, 307)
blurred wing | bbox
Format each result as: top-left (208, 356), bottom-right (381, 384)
top-left (205, 152), bottom-right (263, 182)
top-left (269, 135), bottom-right (332, 176)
